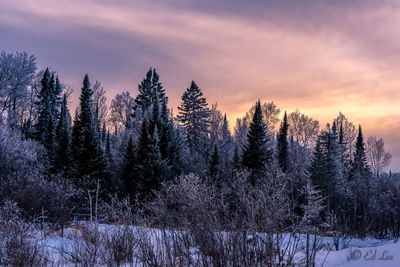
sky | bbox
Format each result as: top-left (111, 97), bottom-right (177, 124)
top-left (1, 0), bottom-right (400, 170)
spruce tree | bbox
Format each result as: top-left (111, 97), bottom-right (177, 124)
top-left (135, 121), bottom-right (168, 197)
top-left (69, 75), bottom-right (107, 185)
top-left (177, 80), bottom-right (210, 153)
top-left (54, 94), bottom-right (72, 173)
top-left (134, 68), bottom-right (167, 116)
top-left (309, 124), bottom-right (345, 213)
top-left (242, 100), bottom-right (269, 177)
top-left (349, 125), bottom-right (371, 182)
top-left (277, 111), bottom-right (289, 172)
top-left (348, 125), bottom-right (372, 232)
top-left (122, 136), bottom-right (136, 196)
top-left (36, 68), bottom-right (52, 143)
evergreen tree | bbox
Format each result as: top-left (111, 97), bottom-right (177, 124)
top-left (209, 144), bottom-right (221, 179)
top-left (348, 125), bottom-right (372, 232)
top-left (36, 68), bottom-right (52, 143)
top-left (232, 145), bottom-right (241, 171)
top-left (242, 100), bottom-right (270, 179)
top-left (135, 121), bottom-right (168, 198)
top-left (51, 75), bottom-right (62, 120)
top-left (277, 111), bottom-right (289, 172)
top-left (349, 125), bottom-right (371, 182)
top-left (219, 114), bottom-right (233, 173)
top-left (45, 117), bottom-right (56, 165)
top-left (121, 136), bottom-right (136, 196)
top-left (54, 93), bottom-right (72, 173)
top-left (69, 75), bottom-right (107, 185)
top-left (309, 124), bottom-right (345, 213)
top-left (134, 68), bottom-right (166, 116)
top-left (36, 69), bottom-right (63, 147)
top-left (177, 80), bottom-right (210, 153)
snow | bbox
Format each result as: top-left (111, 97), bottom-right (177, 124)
top-left (28, 223), bottom-right (400, 266)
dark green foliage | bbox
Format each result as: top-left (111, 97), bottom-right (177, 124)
top-left (121, 136), bottom-right (136, 196)
top-left (177, 81), bottom-right (210, 153)
top-left (277, 111), bottom-right (289, 172)
top-left (134, 68), bottom-right (166, 114)
top-left (54, 94), bottom-right (72, 174)
top-left (209, 144), bottom-right (221, 179)
top-left (69, 75), bottom-right (107, 186)
top-left (232, 145), bottom-right (241, 171)
top-left (134, 120), bottom-right (168, 198)
top-left (349, 125), bottom-right (371, 182)
top-left (36, 68), bottom-right (52, 143)
top-left (242, 101), bottom-right (269, 175)
top-left (309, 124), bottom-right (345, 213)
top-left (348, 125), bottom-right (372, 233)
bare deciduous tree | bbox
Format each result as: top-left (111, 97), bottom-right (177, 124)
top-left (288, 110), bottom-right (319, 147)
top-left (366, 136), bottom-right (392, 176)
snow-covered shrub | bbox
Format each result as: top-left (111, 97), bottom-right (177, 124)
top-left (63, 223), bottom-right (101, 266)
top-left (100, 193), bottom-right (134, 224)
top-left (0, 200), bottom-right (48, 266)
top-left (100, 225), bottom-right (137, 266)
top-left (149, 173), bottom-right (219, 230)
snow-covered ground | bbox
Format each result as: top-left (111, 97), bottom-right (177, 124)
top-left (322, 238), bottom-right (400, 267)
top-left (30, 223), bottom-right (400, 266)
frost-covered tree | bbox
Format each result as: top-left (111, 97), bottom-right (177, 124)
top-left (288, 110), bottom-right (319, 148)
top-left (245, 101), bottom-right (280, 133)
top-left (0, 52), bottom-right (36, 129)
top-left (92, 80), bottom-right (108, 131)
top-left (110, 91), bottom-right (134, 133)
top-left (334, 112), bottom-right (357, 163)
top-left (366, 136), bottom-right (392, 176)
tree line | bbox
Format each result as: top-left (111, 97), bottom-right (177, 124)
top-left (0, 51), bottom-right (398, 239)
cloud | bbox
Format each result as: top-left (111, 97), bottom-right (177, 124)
top-left (1, 0), bottom-right (399, 169)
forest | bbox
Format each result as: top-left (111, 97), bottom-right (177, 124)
top-left (0, 51), bottom-right (398, 266)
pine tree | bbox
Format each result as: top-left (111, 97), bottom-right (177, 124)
top-left (209, 144), bottom-right (221, 179)
top-left (69, 75), bottom-right (107, 185)
top-left (242, 100), bottom-right (270, 177)
top-left (277, 111), bottom-right (289, 172)
top-left (177, 81), bottom-right (210, 153)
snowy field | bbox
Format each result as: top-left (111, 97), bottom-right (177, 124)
top-left (26, 223), bottom-right (400, 266)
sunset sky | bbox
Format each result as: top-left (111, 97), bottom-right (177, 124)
top-left (1, 0), bottom-right (400, 170)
